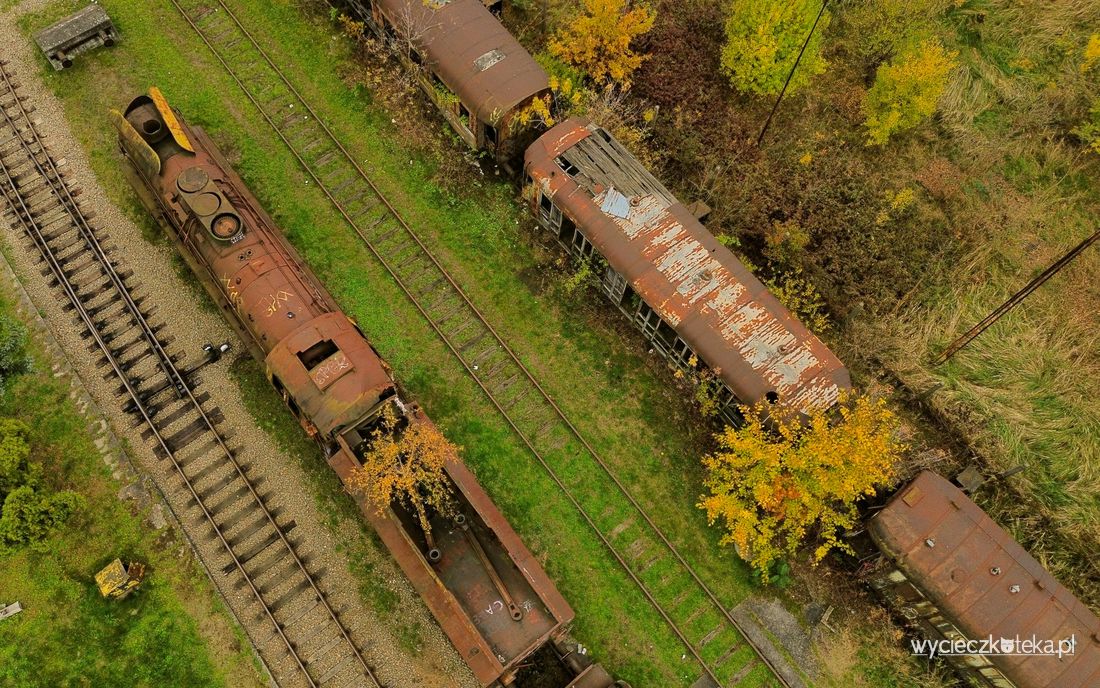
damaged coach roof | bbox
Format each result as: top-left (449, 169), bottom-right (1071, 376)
top-left (869, 471), bottom-right (1100, 688)
top-left (526, 118), bottom-right (851, 413)
top-left (375, 0), bottom-right (549, 122)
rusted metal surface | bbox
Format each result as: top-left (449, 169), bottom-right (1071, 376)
top-left (120, 98), bottom-right (396, 438)
top-left (330, 409), bottom-right (573, 687)
top-left (110, 88), bottom-right (381, 688)
top-left (867, 471), bottom-right (1100, 688)
top-left (525, 118), bottom-right (851, 415)
top-left (119, 86), bottom-right (577, 687)
top-left (33, 4), bottom-right (118, 71)
top-left (370, 0), bottom-right (548, 124)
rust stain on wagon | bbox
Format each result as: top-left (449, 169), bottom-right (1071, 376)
top-left (526, 118), bottom-right (851, 414)
top-left (868, 471), bottom-right (1100, 688)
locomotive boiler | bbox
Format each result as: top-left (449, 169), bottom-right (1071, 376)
top-left (112, 87), bottom-right (624, 688)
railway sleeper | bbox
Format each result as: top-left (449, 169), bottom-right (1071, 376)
top-left (682, 602), bottom-right (711, 629)
top-left (187, 455), bottom-right (243, 490)
top-left (214, 505), bottom-right (271, 546)
top-left (92, 322), bottom-right (167, 357)
top-left (343, 195), bottom-right (380, 219)
top-left (152, 416), bottom-right (218, 456)
top-left (262, 585), bottom-right (318, 635)
top-left (637, 553), bottom-right (664, 575)
top-left (170, 436), bottom-right (226, 469)
top-left (108, 333), bottom-right (174, 370)
top-left (727, 658), bottom-right (760, 684)
top-left (139, 391), bottom-right (215, 433)
top-left (699, 623), bottom-right (730, 649)
top-left (204, 483), bottom-right (255, 519)
top-left (195, 466), bottom-right (256, 503)
top-left (269, 574), bottom-right (320, 617)
top-left (233, 527), bottom-right (297, 574)
top-left (315, 648), bottom-right (358, 685)
top-left (250, 556), bottom-right (304, 596)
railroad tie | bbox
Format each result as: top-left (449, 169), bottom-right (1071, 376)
top-left (699, 623), bottom-right (726, 648)
top-left (607, 516), bottom-right (636, 540)
top-left (728, 657), bottom-right (759, 683)
top-left (683, 603), bottom-right (710, 627)
top-left (715, 640), bottom-right (748, 668)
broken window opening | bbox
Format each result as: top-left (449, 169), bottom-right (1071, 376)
top-left (457, 102), bottom-right (472, 132)
top-left (555, 156), bottom-right (579, 177)
top-left (602, 266), bottom-right (628, 305)
top-left (297, 339), bottom-right (339, 371)
top-left (483, 123), bottom-right (498, 146)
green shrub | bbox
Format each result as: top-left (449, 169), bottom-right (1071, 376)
top-left (0, 418), bottom-right (82, 553)
top-left (0, 315), bottom-right (30, 397)
top-left (0, 419), bottom-right (37, 497)
top-left (720, 0), bottom-right (831, 96)
top-left (0, 486), bottom-right (83, 552)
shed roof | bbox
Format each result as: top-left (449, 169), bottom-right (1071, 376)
top-left (525, 118), bottom-right (850, 414)
top-left (375, 0), bottom-right (548, 122)
top-left (868, 471), bottom-right (1100, 688)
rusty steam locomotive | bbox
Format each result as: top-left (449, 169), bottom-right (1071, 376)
top-left (112, 87), bottom-right (625, 688)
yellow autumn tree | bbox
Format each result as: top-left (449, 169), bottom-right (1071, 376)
top-left (548, 0), bottom-right (657, 87)
top-left (348, 407), bottom-right (456, 549)
top-left (863, 39), bottom-right (957, 146)
top-left (698, 393), bottom-right (904, 582)
top-left (720, 0), bottom-right (831, 96)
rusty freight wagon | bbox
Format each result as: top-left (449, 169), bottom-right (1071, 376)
top-left (524, 118), bottom-right (851, 423)
top-left (865, 471), bottom-right (1100, 688)
top-left (114, 88), bottom-right (624, 688)
top-left (340, 0), bottom-right (549, 165)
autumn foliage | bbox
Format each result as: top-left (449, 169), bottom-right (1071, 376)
top-left (549, 0), bottom-right (656, 87)
top-left (348, 407), bottom-right (456, 542)
top-left (863, 39), bottom-right (957, 146)
top-left (698, 394), bottom-right (904, 582)
top-left (719, 0), bottom-right (830, 96)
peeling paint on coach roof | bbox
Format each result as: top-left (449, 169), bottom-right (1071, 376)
top-left (525, 118), bottom-right (851, 414)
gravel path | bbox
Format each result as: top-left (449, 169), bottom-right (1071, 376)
top-left (0, 5), bottom-right (476, 688)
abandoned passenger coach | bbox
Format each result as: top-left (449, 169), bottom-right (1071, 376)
top-left (342, 0), bottom-right (549, 165)
top-left (524, 119), bottom-right (851, 422)
top-left (866, 471), bottom-right (1100, 688)
top-left (114, 89), bottom-right (625, 688)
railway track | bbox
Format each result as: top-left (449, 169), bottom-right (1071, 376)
top-left (169, 3), bottom-right (794, 686)
top-left (0, 60), bottom-right (383, 688)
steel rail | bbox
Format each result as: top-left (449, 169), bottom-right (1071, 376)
top-left (167, 3), bottom-right (790, 685)
top-left (0, 61), bottom-right (379, 688)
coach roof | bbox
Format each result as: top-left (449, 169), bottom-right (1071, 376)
top-left (868, 471), bottom-right (1100, 688)
top-left (526, 118), bottom-right (850, 414)
top-left (376, 0), bottom-right (549, 122)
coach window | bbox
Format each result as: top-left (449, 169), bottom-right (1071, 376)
top-left (457, 102), bottom-right (472, 131)
top-left (557, 214), bottom-right (574, 242)
top-left (602, 266), bottom-right (628, 304)
top-left (570, 227), bottom-right (595, 259)
top-left (669, 337), bottom-right (694, 368)
top-left (483, 123), bottom-right (498, 147)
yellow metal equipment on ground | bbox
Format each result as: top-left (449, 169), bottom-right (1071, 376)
top-left (95, 559), bottom-right (146, 599)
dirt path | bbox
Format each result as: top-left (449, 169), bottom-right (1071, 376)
top-left (0, 4), bottom-right (475, 688)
